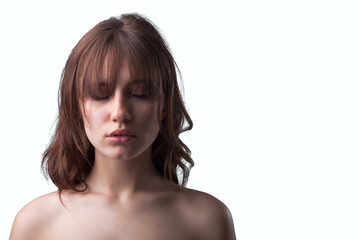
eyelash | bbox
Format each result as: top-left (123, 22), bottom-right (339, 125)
top-left (93, 96), bottom-right (110, 101)
top-left (132, 94), bottom-right (147, 99)
top-left (92, 93), bottom-right (147, 101)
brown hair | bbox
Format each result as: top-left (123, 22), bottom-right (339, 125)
top-left (41, 13), bottom-right (193, 193)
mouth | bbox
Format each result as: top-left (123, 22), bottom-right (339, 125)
top-left (107, 129), bottom-right (136, 143)
top-left (108, 128), bottom-right (135, 137)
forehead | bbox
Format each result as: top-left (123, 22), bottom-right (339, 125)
top-left (79, 39), bottom-right (157, 100)
top-left (97, 56), bottom-right (147, 86)
top-left (101, 57), bottom-right (129, 82)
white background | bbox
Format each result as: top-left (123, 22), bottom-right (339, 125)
top-left (1, 0), bottom-right (359, 239)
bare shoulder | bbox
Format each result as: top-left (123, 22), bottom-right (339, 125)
top-left (9, 191), bottom-right (61, 240)
top-left (177, 187), bottom-right (237, 240)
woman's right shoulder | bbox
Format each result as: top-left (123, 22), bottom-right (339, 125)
top-left (9, 191), bottom-right (62, 240)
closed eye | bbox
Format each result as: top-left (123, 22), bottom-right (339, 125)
top-left (132, 94), bottom-right (147, 99)
top-left (92, 95), bottom-right (111, 101)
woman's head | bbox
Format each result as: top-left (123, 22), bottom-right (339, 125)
top-left (42, 13), bottom-right (193, 192)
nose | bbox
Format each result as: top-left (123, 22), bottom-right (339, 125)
top-left (110, 92), bottom-right (131, 123)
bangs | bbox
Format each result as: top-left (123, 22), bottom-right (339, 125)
top-left (78, 29), bottom-right (161, 102)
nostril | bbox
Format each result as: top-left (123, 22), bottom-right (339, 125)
top-left (110, 107), bottom-right (131, 123)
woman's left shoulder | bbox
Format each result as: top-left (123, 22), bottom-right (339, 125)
top-left (179, 188), bottom-right (229, 211)
top-left (176, 187), bottom-right (237, 239)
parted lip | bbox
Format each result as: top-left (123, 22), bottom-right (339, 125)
top-left (108, 129), bottom-right (136, 137)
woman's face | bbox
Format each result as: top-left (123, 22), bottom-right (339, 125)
top-left (82, 61), bottom-right (160, 161)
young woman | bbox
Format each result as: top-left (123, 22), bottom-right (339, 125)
top-left (10, 13), bottom-right (236, 239)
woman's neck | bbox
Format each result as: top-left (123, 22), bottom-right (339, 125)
top-left (84, 146), bottom-right (166, 199)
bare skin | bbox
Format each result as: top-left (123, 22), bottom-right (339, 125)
top-left (10, 181), bottom-right (236, 239)
top-left (10, 60), bottom-right (236, 239)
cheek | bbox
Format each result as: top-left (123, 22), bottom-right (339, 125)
top-left (138, 103), bottom-right (160, 131)
top-left (82, 106), bottom-right (94, 140)
top-left (83, 103), bottom-right (106, 134)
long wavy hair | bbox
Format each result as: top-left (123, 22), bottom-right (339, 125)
top-left (41, 13), bottom-right (193, 193)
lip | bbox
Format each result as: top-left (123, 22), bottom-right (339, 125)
top-left (107, 129), bottom-right (136, 143)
